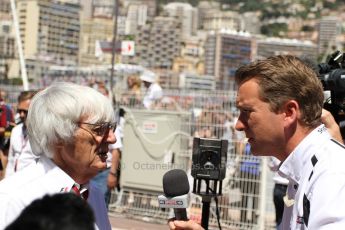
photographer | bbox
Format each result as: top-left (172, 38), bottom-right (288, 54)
top-left (321, 109), bottom-right (344, 144)
top-left (168, 55), bottom-right (345, 230)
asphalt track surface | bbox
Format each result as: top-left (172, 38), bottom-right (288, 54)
top-left (109, 213), bottom-right (166, 230)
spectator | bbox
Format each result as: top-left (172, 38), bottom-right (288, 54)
top-left (91, 84), bottom-right (122, 208)
top-left (140, 70), bottom-right (163, 109)
top-left (321, 108), bottom-right (344, 144)
top-left (5, 90), bottom-right (38, 177)
top-left (124, 74), bottom-right (141, 107)
top-left (168, 55), bottom-right (345, 230)
top-left (5, 193), bottom-right (95, 230)
top-left (91, 126), bottom-right (122, 208)
top-left (0, 82), bottom-right (116, 230)
top-left (0, 90), bottom-right (14, 179)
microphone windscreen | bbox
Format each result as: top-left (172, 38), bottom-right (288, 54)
top-left (163, 169), bottom-right (189, 197)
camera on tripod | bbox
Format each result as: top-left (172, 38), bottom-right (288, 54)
top-left (191, 137), bottom-right (228, 230)
top-left (317, 50), bottom-right (345, 137)
top-left (191, 137), bottom-right (227, 196)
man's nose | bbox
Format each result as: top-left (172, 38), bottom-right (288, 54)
top-left (106, 129), bottom-right (116, 144)
top-left (235, 119), bottom-right (244, 131)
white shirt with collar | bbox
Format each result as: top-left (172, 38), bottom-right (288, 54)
top-left (105, 127), bottom-right (123, 168)
top-left (143, 83), bottom-right (163, 109)
top-left (5, 123), bottom-right (38, 177)
top-left (269, 157), bottom-right (289, 185)
top-left (279, 124), bottom-right (345, 230)
top-left (0, 155), bottom-right (110, 230)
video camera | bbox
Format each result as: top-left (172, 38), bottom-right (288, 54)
top-left (191, 137), bottom-right (227, 196)
top-left (317, 50), bottom-right (345, 137)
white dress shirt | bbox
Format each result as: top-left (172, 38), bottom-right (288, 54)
top-left (269, 157), bottom-right (289, 185)
top-left (279, 124), bottom-right (345, 229)
top-left (5, 123), bottom-right (38, 177)
top-left (105, 128), bottom-right (123, 168)
top-left (143, 83), bottom-right (163, 109)
top-left (0, 155), bottom-right (110, 230)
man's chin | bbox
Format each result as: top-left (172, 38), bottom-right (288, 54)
top-left (250, 148), bottom-right (267, 156)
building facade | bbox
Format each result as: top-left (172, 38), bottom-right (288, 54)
top-left (122, 16), bottom-right (181, 69)
top-left (13, 0), bottom-right (81, 80)
top-left (203, 10), bottom-right (240, 32)
top-left (204, 30), bottom-right (255, 90)
top-left (318, 16), bottom-right (339, 56)
top-left (163, 2), bottom-right (198, 39)
top-left (257, 37), bottom-right (318, 60)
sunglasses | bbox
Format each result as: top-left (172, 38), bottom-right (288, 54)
top-left (79, 122), bottom-right (116, 137)
top-left (17, 109), bottom-right (28, 115)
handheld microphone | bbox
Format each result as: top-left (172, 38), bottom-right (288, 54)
top-left (158, 169), bottom-right (190, 220)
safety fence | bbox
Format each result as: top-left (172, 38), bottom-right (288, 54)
top-left (108, 152), bottom-right (276, 230)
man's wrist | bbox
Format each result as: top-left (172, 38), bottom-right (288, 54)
top-left (109, 171), bottom-right (118, 177)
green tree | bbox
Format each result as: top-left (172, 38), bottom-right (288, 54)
top-left (261, 23), bottom-right (288, 37)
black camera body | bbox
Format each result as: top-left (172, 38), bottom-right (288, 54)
top-left (318, 51), bottom-right (345, 94)
top-left (191, 137), bottom-right (227, 181)
top-left (191, 137), bottom-right (228, 197)
top-left (318, 50), bottom-right (345, 137)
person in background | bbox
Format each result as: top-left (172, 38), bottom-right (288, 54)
top-left (168, 55), bottom-right (345, 230)
top-left (5, 193), bottom-right (95, 230)
top-left (91, 84), bottom-right (122, 208)
top-left (0, 90), bottom-right (14, 179)
top-left (0, 82), bottom-right (116, 230)
top-left (140, 70), bottom-right (163, 109)
top-left (5, 90), bottom-right (38, 177)
top-left (91, 126), bottom-right (122, 208)
top-left (124, 74), bottom-right (141, 107)
top-left (321, 108), bottom-right (344, 144)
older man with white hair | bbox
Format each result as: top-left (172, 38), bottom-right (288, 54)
top-left (140, 70), bottom-right (163, 109)
top-left (0, 82), bottom-right (117, 230)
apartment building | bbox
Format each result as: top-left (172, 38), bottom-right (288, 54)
top-left (0, 0), bottom-right (10, 14)
top-left (123, 0), bottom-right (156, 19)
top-left (163, 2), bottom-right (198, 39)
top-left (204, 30), bottom-right (256, 90)
top-left (122, 16), bottom-right (181, 69)
top-left (0, 0), bottom-right (14, 80)
top-left (125, 4), bottom-right (148, 35)
top-left (78, 18), bottom-right (113, 66)
top-left (202, 10), bottom-right (240, 32)
top-left (318, 16), bottom-right (339, 56)
top-left (197, 0), bottom-right (220, 29)
top-left (257, 37), bottom-right (318, 60)
top-left (16, 0), bottom-right (80, 80)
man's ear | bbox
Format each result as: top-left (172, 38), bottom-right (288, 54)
top-left (55, 139), bottom-right (64, 149)
top-left (283, 100), bottom-right (299, 126)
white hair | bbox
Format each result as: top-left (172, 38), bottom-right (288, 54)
top-left (27, 82), bottom-right (115, 158)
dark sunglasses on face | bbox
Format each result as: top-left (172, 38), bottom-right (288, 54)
top-left (17, 109), bottom-right (28, 115)
top-left (79, 122), bottom-right (116, 137)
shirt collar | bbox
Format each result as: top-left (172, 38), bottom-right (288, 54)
top-left (39, 155), bottom-right (79, 193)
top-left (279, 124), bottom-right (330, 184)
